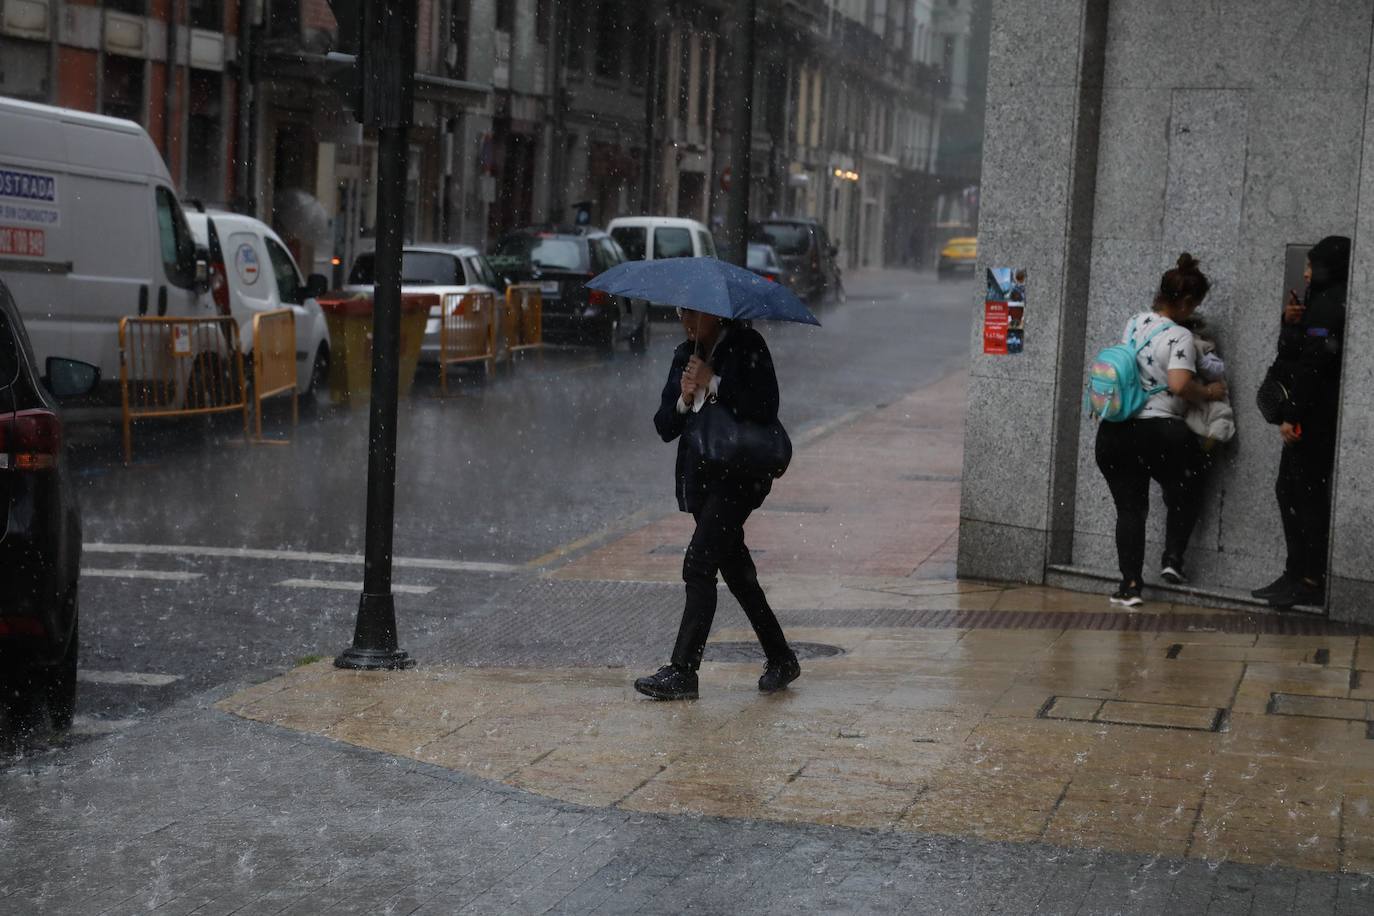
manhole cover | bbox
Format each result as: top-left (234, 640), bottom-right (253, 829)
top-left (703, 641), bottom-right (845, 663)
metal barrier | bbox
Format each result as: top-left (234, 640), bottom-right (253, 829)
top-left (503, 284), bottom-right (543, 363)
top-left (251, 309), bottom-right (297, 441)
top-left (118, 316), bottom-right (248, 464)
top-left (439, 291), bottom-right (497, 396)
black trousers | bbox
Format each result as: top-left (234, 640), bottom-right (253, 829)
top-left (670, 489), bottom-right (792, 671)
top-left (1276, 434), bottom-right (1338, 584)
top-left (1094, 417), bottom-right (1207, 586)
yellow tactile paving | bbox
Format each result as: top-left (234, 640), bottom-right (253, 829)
top-left (220, 621), bottom-right (1374, 875)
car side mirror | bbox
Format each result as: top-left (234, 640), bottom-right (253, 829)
top-left (43, 357), bottom-right (101, 399)
top-left (303, 274), bottom-right (329, 300)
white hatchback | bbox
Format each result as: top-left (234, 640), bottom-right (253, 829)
top-left (185, 210), bottom-right (332, 397)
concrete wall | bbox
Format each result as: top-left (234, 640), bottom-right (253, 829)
top-left (960, 0), bottom-right (1374, 623)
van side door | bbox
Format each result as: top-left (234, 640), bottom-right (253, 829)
top-left (262, 236), bottom-right (313, 390)
top-left (153, 187), bottom-right (203, 319)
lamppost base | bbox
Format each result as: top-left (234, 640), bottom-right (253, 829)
top-left (334, 646), bottom-right (417, 670)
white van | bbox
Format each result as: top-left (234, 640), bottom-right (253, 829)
top-left (0, 97), bottom-right (210, 391)
top-left (185, 210), bottom-right (332, 396)
top-left (607, 216), bottom-right (717, 263)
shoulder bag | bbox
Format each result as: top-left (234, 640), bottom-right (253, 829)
top-left (1256, 360), bottom-right (1293, 425)
top-left (685, 397), bottom-right (792, 479)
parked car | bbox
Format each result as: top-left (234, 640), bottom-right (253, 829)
top-left (345, 245), bottom-right (502, 365)
top-left (185, 210), bottom-right (332, 397)
top-left (746, 243), bottom-right (788, 286)
top-left (938, 236), bottom-right (978, 278)
top-left (0, 97), bottom-right (213, 396)
top-left (607, 216), bottom-right (717, 262)
top-left (0, 276), bottom-right (100, 734)
top-left (489, 226), bottom-right (649, 352)
top-left (750, 218), bottom-right (843, 304)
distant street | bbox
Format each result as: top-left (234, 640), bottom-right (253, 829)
top-left (60, 268), bottom-right (972, 739)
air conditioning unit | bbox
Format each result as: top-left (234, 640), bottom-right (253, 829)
top-left (1, 0), bottom-right (50, 40)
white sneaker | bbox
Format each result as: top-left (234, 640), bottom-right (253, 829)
top-left (1160, 565), bottom-right (1187, 585)
top-left (1109, 585), bottom-right (1144, 608)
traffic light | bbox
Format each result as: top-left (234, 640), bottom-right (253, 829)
top-left (323, 0), bottom-right (416, 129)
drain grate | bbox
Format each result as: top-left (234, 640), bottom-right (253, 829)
top-left (704, 641), bottom-right (845, 663)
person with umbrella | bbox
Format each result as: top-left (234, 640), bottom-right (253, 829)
top-left (588, 258), bottom-right (820, 700)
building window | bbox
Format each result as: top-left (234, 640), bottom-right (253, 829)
top-left (0, 38), bottom-right (49, 102)
top-left (495, 0), bottom-right (513, 32)
top-left (565, 0), bottom-right (588, 71)
top-left (102, 54), bottom-right (145, 123)
top-left (595, 0), bottom-right (623, 79)
top-left (536, 0), bottom-right (550, 44)
top-left (188, 0), bottom-right (222, 31)
top-left (447, 0), bottom-right (469, 79)
top-left (104, 0), bottom-right (147, 14)
top-left (186, 71), bottom-right (224, 203)
top-left (625, 2), bottom-right (646, 76)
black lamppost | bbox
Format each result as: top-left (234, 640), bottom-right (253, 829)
top-left (326, 0), bottom-right (418, 670)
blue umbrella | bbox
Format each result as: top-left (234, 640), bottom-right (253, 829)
top-left (587, 257), bottom-right (821, 327)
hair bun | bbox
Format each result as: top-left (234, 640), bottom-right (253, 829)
top-left (1177, 252), bottom-right (1200, 272)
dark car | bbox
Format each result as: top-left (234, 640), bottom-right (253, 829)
top-left (746, 243), bottom-right (789, 286)
top-left (751, 218), bottom-right (844, 304)
top-left (0, 277), bottom-right (100, 735)
top-left (489, 226), bottom-right (649, 352)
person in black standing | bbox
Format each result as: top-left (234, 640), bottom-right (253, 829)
top-left (1253, 235), bottom-right (1350, 608)
top-left (634, 307), bottom-right (799, 700)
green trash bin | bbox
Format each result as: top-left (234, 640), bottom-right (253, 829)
top-left (318, 291), bottom-right (432, 406)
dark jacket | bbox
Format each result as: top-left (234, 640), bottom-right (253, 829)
top-left (1276, 235), bottom-right (1348, 435)
top-left (653, 324), bottom-right (780, 513)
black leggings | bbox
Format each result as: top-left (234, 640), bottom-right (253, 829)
top-left (1276, 435), bottom-right (1338, 584)
top-left (670, 489), bottom-right (791, 671)
top-left (1094, 417), bottom-right (1207, 586)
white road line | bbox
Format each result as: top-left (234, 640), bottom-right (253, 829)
top-left (81, 568), bottom-right (204, 582)
top-left (85, 542), bottom-right (519, 575)
top-left (277, 578), bottom-right (436, 596)
top-left (77, 670), bottom-right (182, 687)
top-left (71, 715), bottom-right (142, 735)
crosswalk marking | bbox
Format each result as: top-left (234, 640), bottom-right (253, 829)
top-left (77, 670), bottom-right (182, 687)
top-left (86, 542), bottom-right (520, 574)
top-left (81, 568), bottom-right (203, 582)
top-left (277, 578), bottom-right (436, 596)
top-left (70, 716), bottom-right (142, 736)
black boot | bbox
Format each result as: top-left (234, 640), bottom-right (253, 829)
top-left (1252, 573), bottom-right (1295, 601)
top-left (758, 655), bottom-right (801, 693)
top-left (634, 664), bottom-right (699, 701)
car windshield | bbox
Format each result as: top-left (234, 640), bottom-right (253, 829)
top-left (493, 236), bottom-right (588, 272)
top-left (758, 224), bottom-right (811, 256)
top-left (746, 245), bottom-right (776, 270)
top-left (347, 252), bottom-right (464, 286)
top-left (610, 227), bottom-right (647, 261)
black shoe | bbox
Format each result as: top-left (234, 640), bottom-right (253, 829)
top-left (634, 665), bottom-right (699, 701)
top-left (1252, 573), bottom-right (1295, 601)
top-left (1109, 583), bottom-right (1143, 608)
top-left (759, 656), bottom-right (801, 693)
top-left (1160, 557), bottom-right (1187, 585)
top-left (1266, 578), bottom-right (1326, 609)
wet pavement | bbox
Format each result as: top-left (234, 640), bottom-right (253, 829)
top-left (4, 269), bottom-right (1373, 913)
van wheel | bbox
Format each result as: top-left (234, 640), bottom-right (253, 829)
top-left (306, 345), bottom-right (330, 400)
top-left (45, 599), bottom-right (78, 732)
top-left (600, 317), bottom-right (619, 356)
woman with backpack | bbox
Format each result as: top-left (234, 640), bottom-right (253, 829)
top-left (1093, 253), bottom-right (1229, 607)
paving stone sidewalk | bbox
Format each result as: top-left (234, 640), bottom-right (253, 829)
top-left (2, 683), bottom-right (1369, 915)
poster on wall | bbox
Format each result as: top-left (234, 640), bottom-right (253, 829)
top-left (984, 267), bottom-right (1026, 355)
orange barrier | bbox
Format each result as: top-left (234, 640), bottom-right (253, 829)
top-left (251, 309), bottom-right (297, 441)
top-left (503, 284), bottom-right (543, 363)
top-left (118, 316), bottom-right (248, 464)
top-left (438, 291), bottom-right (497, 396)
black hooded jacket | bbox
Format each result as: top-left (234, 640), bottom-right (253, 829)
top-left (653, 324), bottom-right (779, 513)
top-left (1276, 235), bottom-right (1349, 435)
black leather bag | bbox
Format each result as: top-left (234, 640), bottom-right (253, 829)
top-left (1256, 361), bottom-right (1293, 425)
top-left (685, 398), bottom-right (792, 478)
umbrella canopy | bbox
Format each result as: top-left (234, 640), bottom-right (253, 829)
top-left (587, 257), bottom-right (821, 326)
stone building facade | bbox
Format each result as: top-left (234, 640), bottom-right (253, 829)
top-left (958, 0), bottom-right (1374, 623)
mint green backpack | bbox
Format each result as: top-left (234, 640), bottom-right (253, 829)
top-left (1084, 320), bottom-right (1174, 422)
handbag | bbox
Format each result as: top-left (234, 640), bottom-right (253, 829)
top-left (685, 397), bottom-right (792, 478)
top-left (1256, 360), bottom-right (1293, 425)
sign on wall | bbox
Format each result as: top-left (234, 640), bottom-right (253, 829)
top-left (984, 267), bottom-right (1025, 355)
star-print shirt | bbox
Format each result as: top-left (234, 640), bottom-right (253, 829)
top-left (1123, 311), bottom-right (1196, 420)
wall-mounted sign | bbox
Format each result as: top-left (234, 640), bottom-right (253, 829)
top-left (984, 267), bottom-right (1026, 355)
